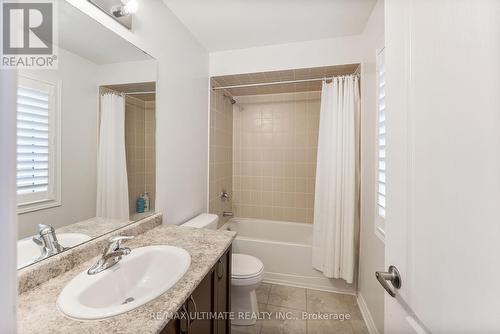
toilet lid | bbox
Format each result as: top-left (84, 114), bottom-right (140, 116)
top-left (232, 254), bottom-right (264, 278)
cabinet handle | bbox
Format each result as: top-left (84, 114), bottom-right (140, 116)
top-left (217, 259), bottom-right (224, 279)
top-left (180, 303), bottom-right (189, 334)
top-left (188, 295), bottom-right (198, 325)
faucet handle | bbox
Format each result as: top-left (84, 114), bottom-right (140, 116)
top-left (38, 223), bottom-right (55, 235)
top-left (32, 235), bottom-right (43, 246)
top-left (220, 190), bottom-right (231, 202)
top-left (107, 235), bottom-right (134, 251)
top-left (88, 235), bottom-right (134, 275)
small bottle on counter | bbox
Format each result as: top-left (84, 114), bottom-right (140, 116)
top-left (136, 195), bottom-right (145, 213)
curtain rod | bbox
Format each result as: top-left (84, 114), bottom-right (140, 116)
top-left (353, 65), bottom-right (361, 76)
top-left (212, 73), bottom-right (359, 91)
top-left (102, 90), bottom-right (155, 96)
top-left (123, 91), bottom-right (155, 95)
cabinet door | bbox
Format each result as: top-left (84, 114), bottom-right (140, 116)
top-left (188, 269), bottom-right (216, 334)
top-left (215, 248), bottom-right (231, 334)
top-left (160, 247), bottom-right (232, 334)
top-left (160, 303), bottom-right (188, 334)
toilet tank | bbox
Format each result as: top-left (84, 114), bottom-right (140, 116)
top-left (182, 213), bottom-right (219, 230)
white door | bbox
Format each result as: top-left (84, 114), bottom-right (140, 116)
top-left (381, 0), bottom-right (500, 333)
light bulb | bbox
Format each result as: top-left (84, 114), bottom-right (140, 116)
top-left (123, 0), bottom-right (138, 15)
top-left (112, 0), bottom-right (138, 17)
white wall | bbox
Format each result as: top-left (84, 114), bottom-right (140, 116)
top-left (209, 35), bottom-right (363, 76)
top-left (209, 3), bottom-right (385, 332)
top-left (18, 48), bottom-right (99, 239)
top-left (67, 0), bottom-right (210, 225)
top-left (358, 1), bottom-right (385, 333)
top-left (97, 59), bottom-right (158, 85)
top-left (0, 70), bottom-right (18, 332)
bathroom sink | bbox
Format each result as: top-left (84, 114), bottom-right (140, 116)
top-left (17, 233), bottom-right (91, 269)
top-left (57, 245), bottom-right (191, 320)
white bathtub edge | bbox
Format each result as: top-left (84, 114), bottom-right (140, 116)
top-left (263, 271), bottom-right (355, 295)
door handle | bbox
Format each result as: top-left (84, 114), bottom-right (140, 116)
top-left (375, 265), bottom-right (402, 297)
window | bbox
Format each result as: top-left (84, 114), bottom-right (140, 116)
top-left (16, 76), bottom-right (61, 213)
top-left (375, 48), bottom-right (386, 240)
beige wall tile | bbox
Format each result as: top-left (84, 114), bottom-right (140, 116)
top-left (125, 97), bottom-right (156, 214)
top-left (209, 88), bottom-right (234, 224)
top-left (232, 92), bottom-right (320, 223)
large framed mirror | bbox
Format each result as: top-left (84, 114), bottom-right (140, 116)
top-left (16, 1), bottom-right (157, 269)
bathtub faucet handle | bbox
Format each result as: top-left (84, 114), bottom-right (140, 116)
top-left (220, 190), bottom-right (231, 202)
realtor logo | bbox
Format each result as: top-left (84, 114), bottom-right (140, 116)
top-left (1, 0), bottom-right (58, 68)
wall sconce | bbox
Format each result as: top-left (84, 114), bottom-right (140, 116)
top-left (111, 0), bottom-right (138, 18)
top-left (88, 0), bottom-right (137, 29)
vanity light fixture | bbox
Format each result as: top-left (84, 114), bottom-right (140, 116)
top-left (111, 0), bottom-right (138, 18)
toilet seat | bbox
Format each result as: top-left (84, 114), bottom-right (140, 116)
top-left (232, 254), bottom-right (264, 280)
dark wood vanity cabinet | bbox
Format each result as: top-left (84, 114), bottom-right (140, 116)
top-left (161, 246), bottom-right (232, 334)
top-left (215, 249), bottom-right (230, 334)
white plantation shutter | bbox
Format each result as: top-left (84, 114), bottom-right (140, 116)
top-left (376, 49), bottom-right (387, 222)
top-left (17, 76), bottom-right (61, 213)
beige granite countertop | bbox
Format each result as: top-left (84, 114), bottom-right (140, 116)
top-left (56, 216), bottom-right (133, 239)
top-left (18, 224), bottom-right (236, 334)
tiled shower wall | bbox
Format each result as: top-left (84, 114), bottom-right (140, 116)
top-left (208, 88), bottom-right (233, 224)
top-left (232, 92), bottom-right (320, 223)
top-left (125, 97), bottom-right (156, 215)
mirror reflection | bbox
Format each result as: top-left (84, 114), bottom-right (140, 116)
top-left (16, 1), bottom-right (157, 269)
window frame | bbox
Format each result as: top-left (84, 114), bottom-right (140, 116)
top-left (375, 47), bottom-right (386, 242)
top-left (16, 75), bottom-right (62, 214)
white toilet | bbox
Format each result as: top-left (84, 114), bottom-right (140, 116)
top-left (182, 213), bottom-right (264, 326)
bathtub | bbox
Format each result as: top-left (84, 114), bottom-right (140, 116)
top-left (220, 218), bottom-right (354, 294)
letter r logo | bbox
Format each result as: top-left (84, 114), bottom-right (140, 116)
top-left (2, 2), bottom-right (53, 55)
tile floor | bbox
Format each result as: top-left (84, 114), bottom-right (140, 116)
top-left (232, 283), bottom-right (369, 334)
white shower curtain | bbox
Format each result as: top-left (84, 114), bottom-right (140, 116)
top-left (312, 76), bottom-right (359, 283)
top-left (96, 93), bottom-right (130, 221)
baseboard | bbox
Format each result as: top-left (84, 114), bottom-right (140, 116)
top-left (356, 293), bottom-right (380, 334)
top-left (263, 271), bottom-right (355, 295)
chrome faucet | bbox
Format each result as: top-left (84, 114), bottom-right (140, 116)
top-left (32, 224), bottom-right (66, 262)
top-left (220, 190), bottom-right (231, 202)
top-left (88, 235), bottom-right (134, 275)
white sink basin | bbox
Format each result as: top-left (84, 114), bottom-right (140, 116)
top-left (17, 233), bottom-right (91, 269)
top-left (57, 245), bottom-right (191, 320)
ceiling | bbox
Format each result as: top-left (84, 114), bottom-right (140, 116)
top-left (212, 64), bottom-right (359, 96)
top-left (103, 82), bottom-right (156, 101)
top-left (59, 1), bottom-right (152, 64)
top-left (162, 0), bottom-right (377, 51)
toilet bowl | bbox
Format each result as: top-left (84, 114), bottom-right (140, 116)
top-left (231, 253), bottom-right (264, 325)
top-left (182, 214), bottom-right (264, 326)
